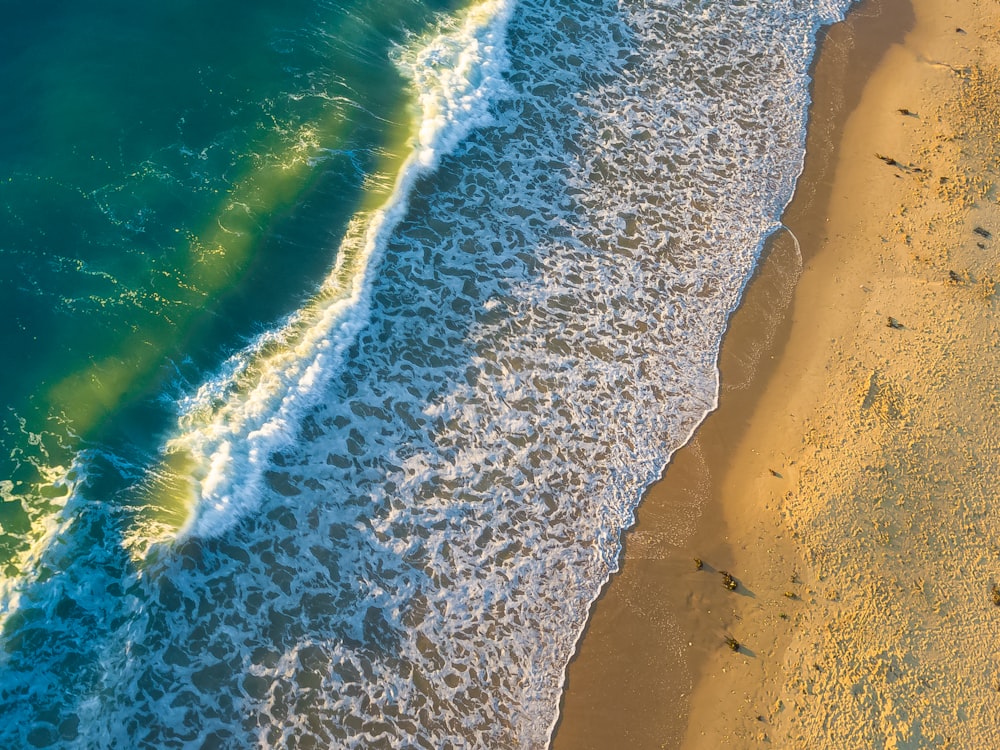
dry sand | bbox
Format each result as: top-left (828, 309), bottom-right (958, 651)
top-left (553, 0), bottom-right (1000, 747)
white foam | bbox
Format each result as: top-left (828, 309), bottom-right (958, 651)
top-left (159, 0), bottom-right (517, 543)
top-left (0, 445), bottom-right (87, 628)
top-left (396, 0), bottom-right (514, 168)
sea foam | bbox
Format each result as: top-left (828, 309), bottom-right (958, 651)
top-left (159, 0), bottom-right (516, 544)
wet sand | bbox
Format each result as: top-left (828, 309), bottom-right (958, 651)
top-left (552, 0), bottom-right (1000, 746)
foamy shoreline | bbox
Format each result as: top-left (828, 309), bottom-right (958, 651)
top-left (554, 0), bottom-right (1000, 746)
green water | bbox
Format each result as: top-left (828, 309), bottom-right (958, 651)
top-left (0, 0), bottom-right (465, 571)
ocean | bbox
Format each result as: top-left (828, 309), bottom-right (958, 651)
top-left (0, 0), bottom-right (853, 746)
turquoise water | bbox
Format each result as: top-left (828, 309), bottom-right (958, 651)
top-left (0, 0), bottom-right (854, 746)
top-left (0, 0), bottom-right (463, 566)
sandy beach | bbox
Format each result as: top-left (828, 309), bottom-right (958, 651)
top-left (553, 0), bottom-right (1000, 746)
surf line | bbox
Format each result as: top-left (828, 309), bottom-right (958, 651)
top-left (776, 222), bottom-right (803, 267)
top-left (131, 0), bottom-right (519, 554)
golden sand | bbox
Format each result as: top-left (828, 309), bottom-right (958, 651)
top-left (554, 0), bottom-right (1000, 746)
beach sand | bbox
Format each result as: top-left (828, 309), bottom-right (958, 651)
top-left (552, 0), bottom-right (1000, 746)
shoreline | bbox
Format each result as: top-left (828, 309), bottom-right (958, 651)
top-left (552, 0), bottom-right (1000, 746)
